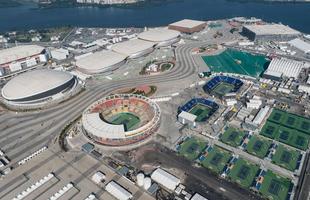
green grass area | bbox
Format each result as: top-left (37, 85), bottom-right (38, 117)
top-left (246, 136), bottom-right (272, 159)
top-left (201, 146), bottom-right (232, 174)
top-left (220, 127), bottom-right (246, 147)
top-left (260, 109), bottom-right (310, 150)
top-left (189, 103), bottom-right (212, 122)
top-left (202, 48), bottom-right (269, 77)
top-left (271, 145), bottom-right (301, 171)
top-left (179, 137), bottom-right (207, 161)
top-left (228, 158), bottom-right (260, 188)
top-left (212, 82), bottom-right (235, 96)
top-left (259, 170), bottom-right (292, 200)
top-left (109, 112), bottom-right (140, 131)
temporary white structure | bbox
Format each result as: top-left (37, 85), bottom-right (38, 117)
top-left (151, 168), bottom-right (180, 191)
top-left (105, 181), bottom-right (132, 200)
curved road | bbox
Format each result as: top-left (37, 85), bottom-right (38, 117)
top-left (0, 42), bottom-right (199, 161)
top-left (0, 41), bottom-right (262, 200)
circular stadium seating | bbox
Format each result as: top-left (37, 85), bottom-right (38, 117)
top-left (82, 94), bottom-right (161, 146)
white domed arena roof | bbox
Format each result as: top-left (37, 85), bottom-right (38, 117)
top-left (138, 28), bottom-right (180, 42)
top-left (2, 69), bottom-right (74, 101)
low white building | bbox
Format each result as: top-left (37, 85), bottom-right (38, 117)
top-left (252, 106), bottom-right (270, 126)
top-left (178, 111), bottom-right (197, 127)
top-left (105, 181), bottom-right (132, 200)
top-left (298, 85), bottom-right (310, 94)
top-left (246, 99), bottom-right (262, 109)
top-left (91, 171), bottom-right (106, 184)
top-left (225, 99), bottom-right (237, 106)
top-left (50, 48), bottom-right (69, 60)
top-left (151, 168), bottom-right (180, 191)
top-left (191, 193), bottom-right (208, 200)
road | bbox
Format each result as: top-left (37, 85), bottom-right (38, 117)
top-left (0, 40), bottom-right (268, 200)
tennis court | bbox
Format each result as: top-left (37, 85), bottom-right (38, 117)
top-left (259, 170), bottom-right (292, 200)
top-left (228, 158), bottom-right (260, 188)
top-left (272, 145), bottom-right (301, 171)
top-left (260, 109), bottom-right (310, 150)
top-left (202, 48), bottom-right (269, 77)
top-left (246, 136), bottom-right (272, 159)
top-left (220, 127), bottom-right (246, 147)
top-left (201, 146), bottom-right (232, 174)
top-left (179, 137), bottom-right (207, 161)
top-left (212, 82), bottom-right (235, 96)
top-left (109, 112), bottom-right (140, 131)
top-left (189, 103), bottom-right (212, 122)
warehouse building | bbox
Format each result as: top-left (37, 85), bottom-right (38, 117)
top-left (76, 50), bottom-right (127, 74)
top-left (138, 28), bottom-right (180, 47)
top-left (168, 19), bottom-right (207, 34)
top-left (263, 57), bottom-right (309, 79)
top-left (0, 45), bottom-right (48, 76)
top-left (105, 181), bottom-right (132, 200)
top-left (242, 24), bottom-right (300, 41)
top-left (288, 38), bottom-right (310, 54)
top-left (1, 69), bottom-right (79, 109)
top-left (151, 168), bottom-right (180, 191)
top-left (111, 39), bottom-right (155, 59)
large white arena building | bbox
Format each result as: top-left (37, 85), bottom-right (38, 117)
top-left (138, 28), bottom-right (180, 47)
top-left (1, 69), bottom-right (79, 109)
top-left (242, 24), bottom-right (301, 41)
top-left (82, 94), bottom-right (161, 146)
top-left (75, 50), bottom-right (127, 74)
top-left (0, 45), bottom-right (47, 76)
top-left (111, 39), bottom-right (155, 59)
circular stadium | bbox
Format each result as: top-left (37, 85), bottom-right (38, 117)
top-left (82, 94), bottom-right (161, 146)
top-left (1, 69), bottom-right (79, 109)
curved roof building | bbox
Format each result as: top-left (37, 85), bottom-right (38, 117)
top-left (82, 94), bottom-right (161, 146)
top-left (1, 69), bottom-right (78, 107)
top-left (111, 39), bottom-right (155, 59)
top-left (76, 50), bottom-right (127, 74)
top-left (138, 28), bottom-right (180, 47)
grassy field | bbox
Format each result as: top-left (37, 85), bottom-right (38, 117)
top-left (179, 137), bottom-right (207, 161)
top-left (202, 48), bottom-right (269, 77)
top-left (189, 103), bottom-right (212, 122)
top-left (110, 112), bottom-right (140, 131)
top-left (220, 127), bottom-right (246, 147)
top-left (228, 158), bottom-right (260, 188)
top-left (272, 145), bottom-right (301, 171)
top-left (246, 136), bottom-right (272, 159)
top-left (212, 82), bottom-right (235, 96)
top-left (259, 170), bottom-right (292, 200)
top-left (201, 146), bottom-right (232, 174)
top-left (260, 112), bottom-right (309, 150)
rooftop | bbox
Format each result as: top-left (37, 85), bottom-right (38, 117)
top-left (243, 24), bottom-right (300, 35)
top-left (138, 28), bottom-right (180, 42)
top-left (0, 45), bottom-right (44, 65)
top-left (2, 69), bottom-right (74, 101)
top-left (169, 19), bottom-right (206, 29)
top-left (76, 50), bottom-right (127, 74)
top-left (111, 39), bottom-right (155, 57)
